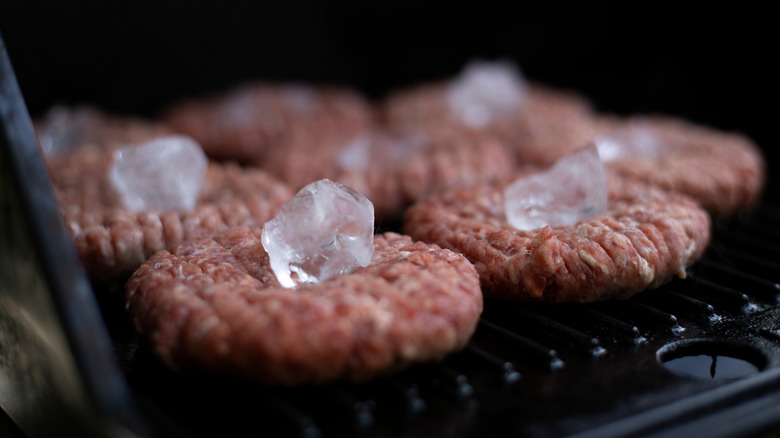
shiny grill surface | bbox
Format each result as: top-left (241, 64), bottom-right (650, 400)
top-left (111, 182), bottom-right (780, 438)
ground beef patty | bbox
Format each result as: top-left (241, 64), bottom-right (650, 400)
top-left (258, 123), bottom-right (516, 223)
top-left (161, 83), bottom-right (374, 163)
top-left (125, 228), bottom-right (483, 386)
top-left (35, 105), bottom-right (175, 155)
top-left (403, 175), bottom-right (711, 303)
top-left (595, 115), bottom-right (766, 216)
top-left (381, 82), bottom-right (598, 168)
top-left (48, 145), bottom-right (293, 285)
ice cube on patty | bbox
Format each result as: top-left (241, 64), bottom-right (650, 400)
top-left (504, 144), bottom-right (607, 230)
top-left (262, 179), bottom-right (375, 288)
top-left (109, 135), bottom-right (207, 212)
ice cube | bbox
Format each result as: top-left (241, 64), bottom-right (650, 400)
top-left (108, 135), bottom-right (208, 212)
top-left (282, 84), bottom-right (316, 112)
top-left (595, 121), bottom-right (661, 162)
top-left (262, 179), bottom-right (375, 288)
top-left (336, 133), bottom-right (426, 172)
top-left (221, 88), bottom-right (262, 126)
top-left (337, 137), bottom-right (372, 171)
top-left (504, 144), bottom-right (607, 230)
top-left (36, 106), bottom-right (101, 156)
top-left (447, 60), bottom-right (527, 127)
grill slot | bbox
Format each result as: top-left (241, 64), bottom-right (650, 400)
top-left (692, 258), bottom-right (780, 297)
top-left (682, 278), bottom-right (758, 314)
top-left (683, 273), bottom-right (771, 314)
top-left (469, 345), bottom-right (523, 385)
top-left (632, 289), bottom-right (720, 325)
top-left (278, 386), bottom-right (377, 433)
top-left (736, 204), bottom-right (780, 228)
top-left (729, 218), bottom-right (780, 242)
top-left (594, 300), bottom-right (682, 333)
top-left (520, 305), bottom-right (643, 347)
top-left (482, 303), bottom-right (607, 357)
top-left (474, 319), bottom-right (564, 372)
top-left (252, 391), bottom-right (322, 438)
top-left (712, 227), bottom-right (780, 261)
top-left (704, 245), bottom-right (780, 284)
top-left (407, 364), bottom-right (474, 400)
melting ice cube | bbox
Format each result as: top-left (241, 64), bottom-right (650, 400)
top-left (262, 179), bottom-right (375, 288)
top-left (36, 106), bottom-right (100, 156)
top-left (337, 137), bottom-right (372, 171)
top-left (221, 88), bottom-right (262, 126)
top-left (336, 133), bottom-right (426, 172)
top-left (595, 121), bottom-right (661, 162)
top-left (108, 135), bottom-right (208, 212)
top-left (504, 144), bottom-right (607, 230)
top-left (282, 84), bottom-right (316, 112)
top-left (447, 60), bottom-right (527, 127)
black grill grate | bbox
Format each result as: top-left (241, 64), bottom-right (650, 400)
top-left (109, 180), bottom-right (780, 438)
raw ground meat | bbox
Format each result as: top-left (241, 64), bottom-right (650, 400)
top-left (403, 174), bottom-right (711, 303)
top-left (161, 83), bottom-right (375, 164)
top-left (381, 80), bottom-right (766, 217)
top-left (380, 82), bottom-right (598, 168)
top-left (125, 229), bottom-right (483, 386)
top-left (47, 143), bottom-right (292, 285)
top-left (258, 123), bottom-right (516, 223)
top-left (595, 114), bottom-right (766, 216)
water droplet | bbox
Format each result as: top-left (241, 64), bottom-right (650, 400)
top-left (743, 302), bottom-right (762, 314)
top-left (457, 383), bottom-right (474, 398)
top-left (550, 357), bottom-right (566, 370)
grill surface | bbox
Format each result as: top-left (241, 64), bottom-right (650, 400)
top-left (100, 180), bottom-right (780, 438)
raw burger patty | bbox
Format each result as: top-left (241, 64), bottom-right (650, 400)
top-left (381, 82), bottom-right (598, 168)
top-left (258, 123), bottom-right (516, 222)
top-left (595, 115), bottom-right (766, 216)
top-left (161, 82), bottom-right (374, 163)
top-left (48, 144), bottom-right (292, 285)
top-left (125, 228), bottom-right (483, 386)
top-left (403, 175), bottom-right (711, 303)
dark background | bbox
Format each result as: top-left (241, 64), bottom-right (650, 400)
top-left (0, 1), bottom-right (776, 164)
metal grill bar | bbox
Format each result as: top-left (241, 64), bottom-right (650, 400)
top-left (693, 258), bottom-right (780, 294)
top-left (703, 245), bottom-right (780, 284)
top-left (475, 319), bottom-right (563, 371)
top-left (675, 275), bottom-right (754, 312)
top-left (484, 304), bottom-right (606, 357)
top-left (594, 300), bottom-right (683, 334)
top-left (635, 289), bottom-right (720, 324)
top-left (712, 227), bottom-right (780, 260)
top-left (463, 344), bottom-right (522, 385)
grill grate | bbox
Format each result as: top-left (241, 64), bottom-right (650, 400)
top-left (108, 179), bottom-right (780, 437)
